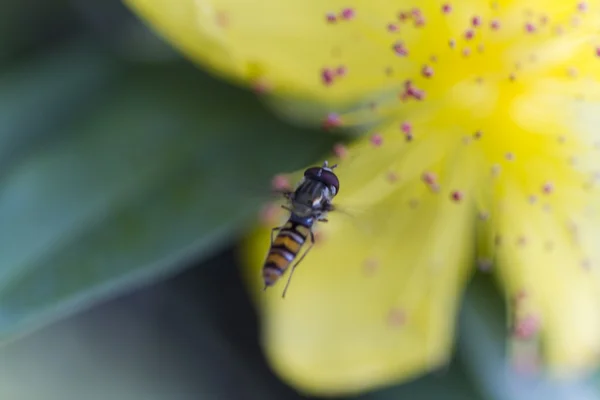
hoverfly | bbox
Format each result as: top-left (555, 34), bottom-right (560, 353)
top-left (262, 160), bottom-right (340, 298)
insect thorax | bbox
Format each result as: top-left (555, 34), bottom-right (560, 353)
top-left (290, 178), bottom-right (334, 218)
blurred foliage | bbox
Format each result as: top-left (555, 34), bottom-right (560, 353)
top-left (0, 56), bottom-right (334, 344)
top-left (0, 1), bottom-right (598, 399)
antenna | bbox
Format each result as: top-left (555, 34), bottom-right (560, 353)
top-left (322, 160), bottom-right (338, 170)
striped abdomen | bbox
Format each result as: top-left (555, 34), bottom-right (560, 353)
top-left (263, 219), bottom-right (312, 287)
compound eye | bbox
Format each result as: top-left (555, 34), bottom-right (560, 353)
top-left (303, 167), bottom-right (321, 178)
top-left (321, 170), bottom-right (340, 194)
top-left (304, 167), bottom-right (340, 194)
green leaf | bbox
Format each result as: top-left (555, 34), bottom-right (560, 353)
top-left (0, 249), bottom-right (307, 400)
top-left (0, 39), bottom-right (119, 172)
top-left (0, 0), bottom-right (75, 62)
top-left (459, 276), bottom-right (600, 400)
top-left (0, 60), bottom-right (335, 344)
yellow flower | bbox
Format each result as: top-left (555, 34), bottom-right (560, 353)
top-left (126, 0), bottom-right (600, 396)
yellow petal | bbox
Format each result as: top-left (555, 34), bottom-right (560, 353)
top-left (126, 0), bottom-right (396, 103)
top-left (126, 0), bottom-right (600, 125)
top-left (495, 187), bottom-right (600, 375)
top-left (240, 127), bottom-right (484, 396)
top-left (487, 90), bottom-right (600, 374)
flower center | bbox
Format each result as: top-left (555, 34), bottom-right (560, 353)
top-left (322, 1), bottom-right (600, 205)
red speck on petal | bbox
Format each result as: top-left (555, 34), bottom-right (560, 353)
top-left (363, 257), bottom-right (379, 275)
top-left (393, 41), bottom-right (408, 56)
top-left (414, 15), bottom-right (426, 27)
top-left (340, 8), bottom-right (355, 20)
top-left (402, 80), bottom-right (426, 101)
top-left (513, 314), bottom-right (540, 340)
top-left (491, 164), bottom-right (502, 176)
top-left (490, 19), bottom-right (501, 30)
top-left (595, 47), bottom-right (600, 57)
top-left (542, 182), bottom-right (554, 194)
top-left (252, 79), bottom-right (271, 94)
top-left (413, 90), bottom-right (425, 100)
top-left (449, 38), bottom-right (456, 48)
top-left (401, 122), bottom-right (413, 141)
top-left (335, 65), bottom-right (347, 77)
top-left (411, 8), bottom-right (422, 17)
top-left (259, 203), bottom-right (280, 225)
top-left (387, 308), bottom-right (406, 327)
top-left (451, 190), bottom-right (464, 202)
top-left (215, 11), bottom-right (229, 28)
top-left (528, 195), bottom-right (537, 204)
top-left (326, 12), bottom-right (337, 23)
top-left (473, 130), bottom-right (482, 139)
top-left (271, 174), bottom-right (291, 191)
top-left (398, 11), bottom-right (410, 21)
top-left (464, 29), bottom-right (475, 40)
top-left (429, 183), bottom-right (441, 193)
top-left (578, 2), bottom-right (588, 12)
top-left (462, 47), bottom-right (471, 57)
top-left (370, 133), bottom-right (383, 147)
top-left (313, 230), bottom-right (327, 246)
top-left (442, 3), bottom-right (452, 13)
top-left (321, 68), bottom-right (335, 85)
top-left (555, 25), bottom-right (565, 35)
top-left (333, 143), bottom-right (348, 159)
top-left (472, 15), bottom-right (482, 27)
top-left (422, 171), bottom-right (437, 185)
top-left (525, 22), bottom-right (536, 33)
top-left (323, 113), bottom-right (342, 130)
top-left (514, 289), bottom-right (528, 302)
top-left (386, 171), bottom-right (399, 183)
top-left (387, 23), bottom-right (399, 32)
top-left (421, 65), bottom-right (434, 77)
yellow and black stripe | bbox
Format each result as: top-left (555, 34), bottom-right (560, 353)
top-left (263, 219), bottom-right (312, 287)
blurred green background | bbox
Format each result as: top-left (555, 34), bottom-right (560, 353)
top-left (0, 1), bottom-right (599, 399)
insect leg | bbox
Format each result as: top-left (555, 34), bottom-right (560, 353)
top-left (282, 230), bottom-right (315, 298)
top-left (281, 205), bottom-right (293, 212)
top-left (271, 189), bottom-right (294, 199)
